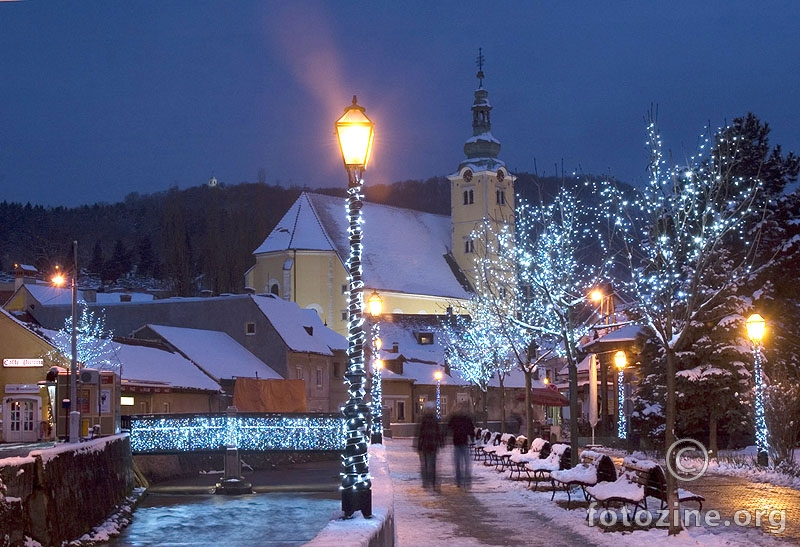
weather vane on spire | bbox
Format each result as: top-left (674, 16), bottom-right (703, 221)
top-left (476, 47), bottom-right (485, 88)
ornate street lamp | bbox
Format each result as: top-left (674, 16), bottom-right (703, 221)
top-left (367, 290), bottom-right (383, 444)
top-left (746, 313), bottom-right (769, 466)
top-left (52, 241), bottom-right (80, 443)
top-left (335, 96), bottom-right (375, 518)
top-left (434, 370), bottom-right (443, 420)
top-left (614, 350), bottom-right (627, 440)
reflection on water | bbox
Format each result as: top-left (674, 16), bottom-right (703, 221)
top-left (106, 492), bottom-right (339, 546)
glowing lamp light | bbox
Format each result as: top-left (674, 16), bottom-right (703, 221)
top-left (589, 288), bottom-right (604, 303)
top-left (52, 273), bottom-right (66, 286)
top-left (543, 377), bottom-right (550, 385)
top-left (374, 336), bottom-right (382, 351)
top-left (614, 350), bottom-right (627, 370)
top-left (374, 359), bottom-right (383, 371)
top-left (335, 96), bottom-right (374, 170)
top-left (746, 313), bottom-right (766, 343)
top-left (367, 290), bottom-right (383, 317)
top-left (434, 370), bottom-right (443, 382)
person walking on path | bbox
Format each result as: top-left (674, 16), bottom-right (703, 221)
top-left (447, 403), bottom-right (475, 489)
top-left (416, 402), bottom-right (443, 490)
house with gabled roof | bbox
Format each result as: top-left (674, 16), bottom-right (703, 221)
top-left (4, 291), bottom-right (348, 413)
top-left (0, 308), bottom-right (61, 442)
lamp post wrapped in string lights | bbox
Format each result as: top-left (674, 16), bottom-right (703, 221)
top-left (335, 96), bottom-right (375, 518)
top-left (746, 313), bottom-right (769, 467)
top-left (614, 350), bottom-right (627, 440)
top-left (368, 290), bottom-right (383, 444)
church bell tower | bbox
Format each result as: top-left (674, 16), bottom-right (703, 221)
top-left (448, 50), bottom-right (516, 289)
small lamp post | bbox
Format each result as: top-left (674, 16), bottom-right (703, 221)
top-left (434, 370), bottom-right (443, 420)
top-left (746, 313), bottom-right (769, 466)
top-left (52, 242), bottom-right (80, 443)
top-left (335, 96), bottom-right (375, 518)
top-left (614, 350), bottom-right (627, 440)
top-left (368, 290), bottom-right (383, 444)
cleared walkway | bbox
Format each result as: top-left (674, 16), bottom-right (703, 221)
top-left (385, 438), bottom-right (600, 546)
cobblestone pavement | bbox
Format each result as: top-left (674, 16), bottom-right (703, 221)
top-left (687, 473), bottom-right (799, 542)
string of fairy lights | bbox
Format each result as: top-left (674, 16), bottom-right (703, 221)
top-left (341, 175), bottom-right (372, 496)
top-left (370, 321), bottom-right (383, 439)
top-left (129, 414), bottom-right (346, 453)
top-left (617, 370), bottom-right (627, 439)
top-left (751, 344), bottom-right (769, 456)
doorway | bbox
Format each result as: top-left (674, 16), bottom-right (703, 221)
top-left (4, 397), bottom-right (41, 442)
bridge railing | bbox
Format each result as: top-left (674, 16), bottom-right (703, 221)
top-left (128, 412), bottom-right (346, 454)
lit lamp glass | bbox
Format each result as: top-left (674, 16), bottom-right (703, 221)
top-left (367, 290), bottom-right (383, 317)
top-left (590, 288), bottom-right (604, 303)
top-left (335, 96), bottom-right (374, 171)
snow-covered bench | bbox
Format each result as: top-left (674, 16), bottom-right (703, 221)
top-left (476, 431), bottom-right (503, 463)
top-left (494, 435), bottom-right (527, 471)
top-left (507, 437), bottom-right (549, 481)
top-left (482, 433), bottom-right (514, 467)
top-left (524, 443), bottom-right (571, 490)
top-left (585, 457), bottom-right (704, 520)
top-left (550, 449), bottom-right (617, 508)
top-left (471, 429), bottom-right (492, 459)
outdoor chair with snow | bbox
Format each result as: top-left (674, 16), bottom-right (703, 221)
top-left (550, 450), bottom-right (617, 509)
top-left (493, 435), bottom-right (527, 472)
top-left (584, 457), bottom-right (704, 522)
top-left (472, 429), bottom-right (492, 460)
top-left (482, 433), bottom-right (514, 467)
top-left (477, 431), bottom-right (503, 463)
top-left (524, 443), bottom-right (571, 490)
top-left (507, 437), bottom-right (550, 481)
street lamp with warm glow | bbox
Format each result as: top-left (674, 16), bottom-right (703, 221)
top-left (746, 313), bottom-right (769, 466)
top-left (52, 246), bottom-right (80, 443)
top-left (335, 96), bottom-right (375, 519)
top-left (434, 370), bottom-right (443, 420)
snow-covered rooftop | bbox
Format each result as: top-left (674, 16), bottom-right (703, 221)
top-left (253, 192), bottom-right (471, 300)
top-left (109, 341), bottom-right (220, 391)
top-left (251, 294), bottom-right (346, 355)
top-left (22, 284), bottom-right (154, 306)
top-left (143, 324), bottom-right (282, 382)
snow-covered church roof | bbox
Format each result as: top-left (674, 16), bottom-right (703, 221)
top-left (253, 192), bottom-right (471, 300)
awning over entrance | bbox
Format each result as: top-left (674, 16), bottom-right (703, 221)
top-left (517, 385), bottom-right (570, 407)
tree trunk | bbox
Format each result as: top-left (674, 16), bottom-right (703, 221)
top-left (665, 348), bottom-right (680, 535)
top-left (600, 357), bottom-right (608, 434)
top-left (499, 375), bottom-right (506, 434)
top-left (709, 412), bottom-right (718, 459)
top-left (524, 369), bottom-right (533, 441)
top-left (569, 357), bottom-right (579, 467)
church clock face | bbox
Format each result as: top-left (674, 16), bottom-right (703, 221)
top-left (463, 169), bottom-right (473, 182)
top-left (496, 170), bottom-right (504, 183)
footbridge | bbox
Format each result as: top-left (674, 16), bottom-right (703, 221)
top-left (128, 412), bottom-right (347, 454)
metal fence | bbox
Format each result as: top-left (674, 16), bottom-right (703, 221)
top-left (128, 412), bottom-right (346, 453)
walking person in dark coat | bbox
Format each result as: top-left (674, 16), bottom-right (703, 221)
top-left (417, 402), bottom-right (443, 490)
top-left (447, 403), bottom-right (476, 488)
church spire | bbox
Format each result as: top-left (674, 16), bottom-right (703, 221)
top-left (461, 49), bottom-right (502, 170)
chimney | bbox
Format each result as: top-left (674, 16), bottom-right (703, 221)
top-left (391, 342), bottom-right (399, 353)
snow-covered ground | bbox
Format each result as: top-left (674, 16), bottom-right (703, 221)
top-left (384, 439), bottom-right (789, 546)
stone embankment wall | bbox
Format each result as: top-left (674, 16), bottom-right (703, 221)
top-left (0, 435), bottom-right (135, 546)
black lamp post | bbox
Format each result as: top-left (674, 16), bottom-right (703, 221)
top-left (53, 241), bottom-right (80, 442)
top-left (335, 96), bottom-right (375, 518)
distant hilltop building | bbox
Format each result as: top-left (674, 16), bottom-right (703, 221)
top-left (245, 61), bottom-right (515, 336)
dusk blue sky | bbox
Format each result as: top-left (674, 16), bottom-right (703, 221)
top-left (1, 1), bottom-right (798, 207)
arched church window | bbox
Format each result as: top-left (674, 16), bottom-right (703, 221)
top-left (270, 283), bottom-right (280, 296)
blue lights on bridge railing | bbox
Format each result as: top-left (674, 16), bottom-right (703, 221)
top-left (129, 413), bottom-right (347, 453)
